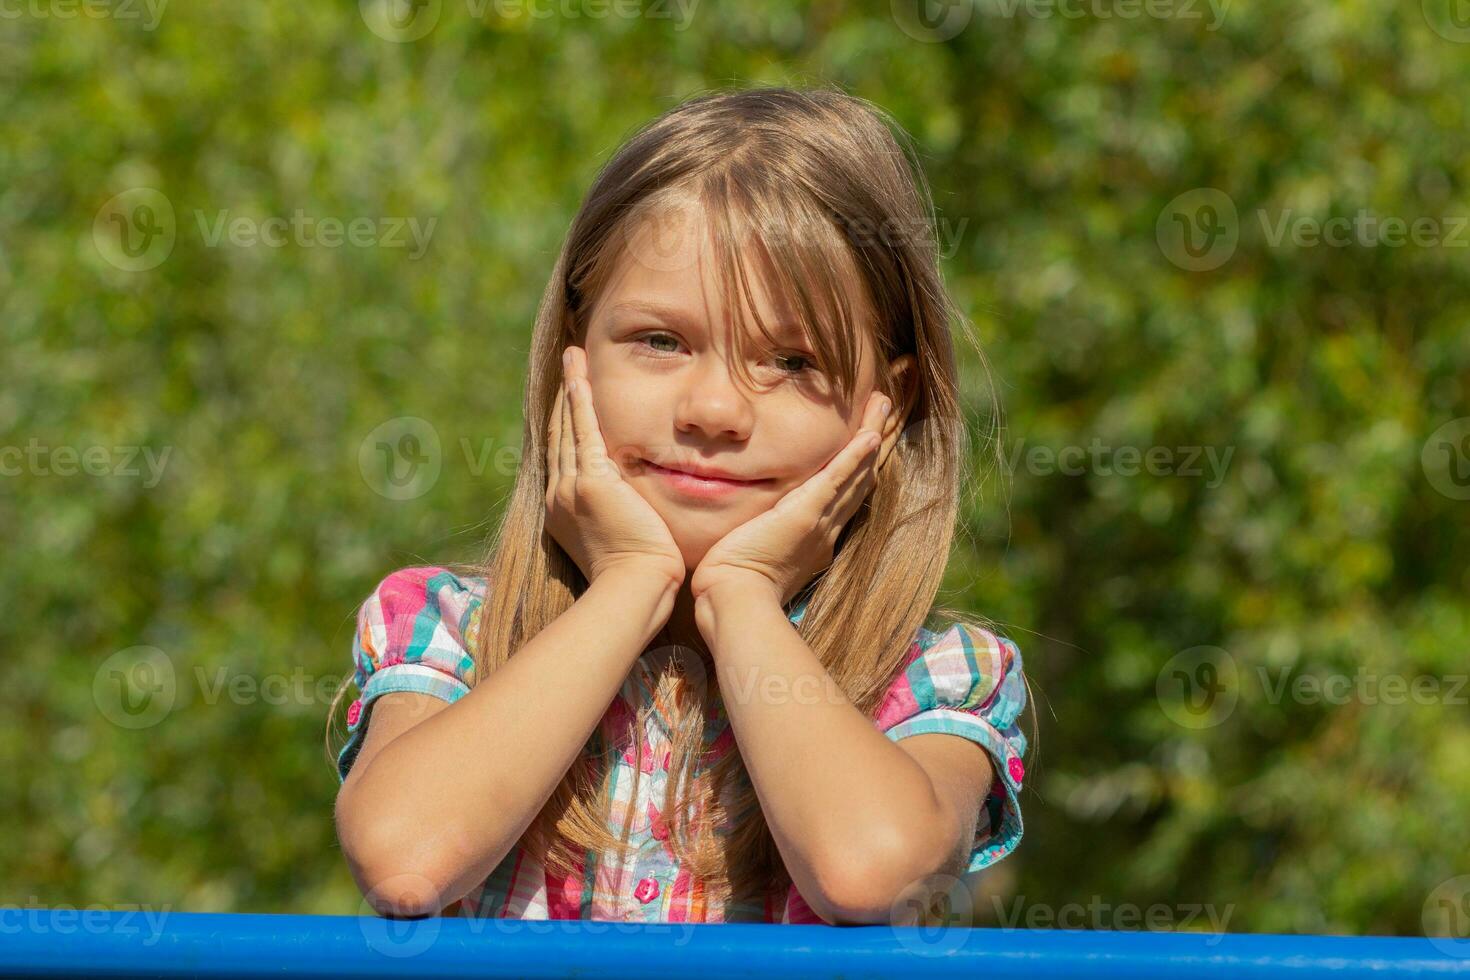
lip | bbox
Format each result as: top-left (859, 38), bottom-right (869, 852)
top-left (641, 459), bottom-right (771, 500)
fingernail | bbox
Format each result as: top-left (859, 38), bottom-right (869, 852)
top-left (562, 349), bottom-right (572, 369)
top-left (880, 397), bottom-right (891, 419)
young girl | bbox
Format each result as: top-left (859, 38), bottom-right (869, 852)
top-left (328, 86), bottom-right (1030, 927)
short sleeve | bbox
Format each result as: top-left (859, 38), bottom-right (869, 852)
top-left (336, 566), bottom-right (484, 784)
top-left (874, 622), bottom-right (1029, 874)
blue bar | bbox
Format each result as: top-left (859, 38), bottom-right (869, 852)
top-left (0, 911), bottom-right (1466, 978)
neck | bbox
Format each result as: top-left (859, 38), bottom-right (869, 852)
top-left (652, 579), bottom-right (708, 659)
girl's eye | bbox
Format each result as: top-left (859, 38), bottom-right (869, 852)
top-left (772, 352), bottom-right (813, 375)
top-left (641, 333), bottom-right (681, 354)
top-left (635, 332), bottom-right (816, 378)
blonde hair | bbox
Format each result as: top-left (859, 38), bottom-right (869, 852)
top-left (329, 84), bottom-right (1025, 916)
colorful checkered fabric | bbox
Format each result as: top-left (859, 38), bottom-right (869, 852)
top-left (337, 566), bottom-right (1028, 923)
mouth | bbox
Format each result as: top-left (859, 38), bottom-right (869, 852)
top-left (640, 459), bottom-right (772, 498)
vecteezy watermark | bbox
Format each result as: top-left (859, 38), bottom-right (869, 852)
top-left (0, 0), bottom-right (167, 29)
top-left (92, 190), bottom-right (439, 271)
top-left (616, 201), bottom-right (971, 276)
top-left (360, 417), bottom-right (444, 501)
top-left (0, 440), bottom-right (172, 488)
top-left (1423, 875), bottom-right (1470, 958)
top-left (1156, 188), bottom-right (1239, 272)
top-left (1257, 666), bottom-right (1468, 708)
top-left (465, 0), bottom-right (699, 28)
top-left (93, 188), bottom-right (177, 272)
top-left (92, 645), bottom-right (351, 730)
top-left (1257, 210), bottom-right (1470, 250)
top-left (195, 209), bottom-right (437, 259)
top-left (1158, 188), bottom-right (1470, 271)
top-left (1423, 0), bottom-right (1470, 44)
top-left (1157, 646), bottom-right (1469, 729)
top-left (0, 902), bottom-right (172, 945)
top-left (356, 873), bottom-right (698, 951)
top-left (888, 873), bottom-right (974, 955)
top-left (1422, 417), bottom-right (1470, 501)
top-left (892, 0), bottom-right (1227, 42)
top-left (990, 895), bottom-right (1235, 941)
top-left (1003, 436), bottom-right (1234, 488)
top-left (1156, 646), bottom-right (1240, 730)
top-left (980, 0), bottom-right (1227, 27)
top-left (359, 0), bottom-right (698, 42)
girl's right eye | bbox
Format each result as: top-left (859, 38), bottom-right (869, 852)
top-left (639, 332), bottom-right (681, 354)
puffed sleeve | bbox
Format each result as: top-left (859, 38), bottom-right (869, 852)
top-left (336, 566), bottom-right (483, 783)
top-left (873, 621), bottom-right (1029, 873)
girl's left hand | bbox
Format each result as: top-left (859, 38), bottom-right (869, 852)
top-left (690, 391), bottom-right (894, 612)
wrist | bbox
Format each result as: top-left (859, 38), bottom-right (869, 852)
top-left (590, 562), bottom-right (683, 633)
top-left (694, 576), bottom-right (785, 641)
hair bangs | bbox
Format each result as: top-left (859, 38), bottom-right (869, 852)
top-left (695, 170), bottom-right (873, 405)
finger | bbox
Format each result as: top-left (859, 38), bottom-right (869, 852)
top-left (830, 437), bottom-right (881, 528)
top-left (862, 389), bottom-right (890, 435)
top-left (829, 426), bottom-right (882, 515)
top-left (777, 424), bottom-right (881, 517)
top-left (547, 381), bottom-right (563, 488)
top-left (560, 373), bottom-right (576, 479)
top-left (565, 353), bottom-right (612, 477)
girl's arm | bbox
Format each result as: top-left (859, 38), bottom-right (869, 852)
top-left (335, 565), bottom-right (679, 917)
top-left (701, 582), bottom-right (966, 926)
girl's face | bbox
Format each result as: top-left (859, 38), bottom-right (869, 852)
top-left (581, 202), bottom-right (907, 571)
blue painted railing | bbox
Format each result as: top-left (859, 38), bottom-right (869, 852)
top-left (1, 912), bottom-right (1466, 978)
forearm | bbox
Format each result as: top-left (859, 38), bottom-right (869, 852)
top-left (345, 567), bottom-right (677, 904)
top-left (701, 584), bottom-right (949, 925)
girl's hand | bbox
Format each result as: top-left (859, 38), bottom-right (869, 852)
top-left (545, 346), bottom-right (687, 592)
top-left (690, 391), bottom-right (893, 611)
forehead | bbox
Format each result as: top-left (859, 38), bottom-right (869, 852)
top-left (594, 205), bottom-right (802, 340)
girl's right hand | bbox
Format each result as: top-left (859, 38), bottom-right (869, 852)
top-left (545, 346), bottom-right (687, 592)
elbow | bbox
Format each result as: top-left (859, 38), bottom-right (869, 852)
top-left (336, 795), bottom-right (458, 917)
top-left (358, 866), bottom-right (453, 919)
top-left (808, 831), bottom-right (940, 926)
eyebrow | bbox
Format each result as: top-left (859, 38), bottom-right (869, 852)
top-left (606, 300), bottom-right (807, 343)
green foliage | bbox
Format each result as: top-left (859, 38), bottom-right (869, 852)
top-left (1, 0), bottom-right (1465, 935)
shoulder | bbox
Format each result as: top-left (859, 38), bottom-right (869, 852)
top-left (359, 565), bottom-right (487, 638)
top-left (353, 565), bottom-right (488, 677)
top-left (876, 619), bottom-right (1025, 723)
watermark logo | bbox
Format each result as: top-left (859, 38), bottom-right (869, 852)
top-left (0, 440), bottom-right (172, 487)
top-left (93, 646), bottom-right (177, 730)
top-left (92, 646), bottom-right (353, 729)
top-left (889, 873), bottom-right (974, 955)
top-left (1002, 436), bottom-right (1234, 488)
top-left (358, 875), bottom-right (443, 956)
top-left (360, 0), bottom-right (442, 40)
top-left (892, 0), bottom-right (974, 42)
top-left (991, 895), bottom-right (1234, 940)
top-left (0, 0), bottom-right (168, 30)
top-left (1156, 188), bottom-right (1238, 272)
top-left (1423, 0), bottom-right (1470, 43)
top-left (0, 902), bottom-right (172, 945)
top-left (93, 188), bottom-right (176, 272)
top-left (1422, 417), bottom-right (1470, 501)
top-left (1156, 645), bottom-right (1239, 729)
top-left (359, 417), bottom-right (443, 500)
top-left (194, 210), bottom-right (437, 259)
top-left (1423, 875), bottom-right (1470, 958)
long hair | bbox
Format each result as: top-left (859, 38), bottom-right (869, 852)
top-left (329, 84), bottom-right (1020, 914)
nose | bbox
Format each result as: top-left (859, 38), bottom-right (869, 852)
top-left (673, 355), bottom-right (754, 442)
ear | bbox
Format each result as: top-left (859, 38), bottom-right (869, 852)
top-left (875, 353), bottom-right (917, 471)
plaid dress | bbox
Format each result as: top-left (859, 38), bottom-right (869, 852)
top-left (337, 566), bottom-right (1028, 923)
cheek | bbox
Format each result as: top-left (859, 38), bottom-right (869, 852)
top-left (586, 363), bottom-right (656, 457)
top-left (767, 413), bottom-right (852, 486)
